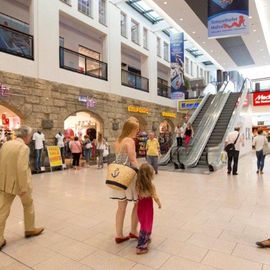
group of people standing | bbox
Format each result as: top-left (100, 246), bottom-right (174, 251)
top-left (174, 122), bottom-right (194, 148)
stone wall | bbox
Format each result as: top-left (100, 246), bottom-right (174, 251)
top-left (0, 71), bottom-right (180, 146)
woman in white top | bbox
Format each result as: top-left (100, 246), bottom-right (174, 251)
top-left (96, 133), bottom-right (106, 169)
top-left (111, 118), bottom-right (139, 244)
top-left (253, 129), bottom-right (268, 174)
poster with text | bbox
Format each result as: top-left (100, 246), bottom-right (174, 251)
top-left (208, 0), bottom-right (249, 38)
top-left (170, 32), bottom-right (185, 100)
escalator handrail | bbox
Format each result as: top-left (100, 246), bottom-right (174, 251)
top-left (180, 81), bottom-right (234, 167)
top-left (208, 78), bottom-right (252, 168)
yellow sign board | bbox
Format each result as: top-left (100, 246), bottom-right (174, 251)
top-left (177, 99), bottom-right (202, 112)
top-left (161, 112), bottom-right (176, 118)
top-left (47, 146), bottom-right (63, 167)
top-left (128, 105), bottom-right (149, 114)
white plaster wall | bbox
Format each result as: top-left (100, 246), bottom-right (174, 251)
top-left (0, 0), bottom-right (30, 24)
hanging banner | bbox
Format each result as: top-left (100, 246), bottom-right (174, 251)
top-left (170, 32), bottom-right (185, 100)
top-left (208, 0), bottom-right (249, 39)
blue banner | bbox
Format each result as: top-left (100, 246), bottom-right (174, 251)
top-left (170, 32), bottom-right (185, 100)
top-left (208, 0), bottom-right (249, 38)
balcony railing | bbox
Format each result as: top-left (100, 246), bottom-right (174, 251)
top-left (158, 82), bottom-right (171, 98)
top-left (121, 69), bottom-right (149, 92)
top-left (59, 47), bottom-right (108, 81)
top-left (0, 24), bottom-right (34, 60)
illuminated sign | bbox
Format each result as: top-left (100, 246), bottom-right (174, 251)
top-left (128, 106), bottom-right (149, 114)
top-left (0, 83), bottom-right (9, 97)
top-left (79, 96), bottom-right (96, 108)
top-left (253, 91), bottom-right (270, 106)
top-left (177, 99), bottom-right (202, 111)
top-left (161, 112), bottom-right (176, 118)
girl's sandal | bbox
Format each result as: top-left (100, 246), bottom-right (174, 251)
top-left (136, 248), bottom-right (148, 255)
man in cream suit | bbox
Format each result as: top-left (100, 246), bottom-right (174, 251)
top-left (0, 126), bottom-right (44, 250)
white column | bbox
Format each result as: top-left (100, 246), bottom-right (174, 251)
top-left (107, 3), bottom-right (121, 90)
top-left (36, 1), bottom-right (59, 81)
top-left (29, 0), bottom-right (38, 60)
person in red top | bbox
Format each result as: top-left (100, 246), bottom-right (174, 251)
top-left (69, 136), bottom-right (82, 170)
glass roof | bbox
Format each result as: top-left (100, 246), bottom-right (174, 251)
top-left (126, 0), bottom-right (163, 24)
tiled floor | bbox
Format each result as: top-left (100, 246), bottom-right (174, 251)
top-left (1, 153), bottom-right (270, 270)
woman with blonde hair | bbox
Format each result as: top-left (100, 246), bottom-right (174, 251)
top-left (111, 118), bottom-right (139, 244)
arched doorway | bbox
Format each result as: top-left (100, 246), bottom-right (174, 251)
top-left (64, 111), bottom-right (103, 141)
top-left (0, 105), bottom-right (21, 144)
top-left (159, 119), bottom-right (174, 154)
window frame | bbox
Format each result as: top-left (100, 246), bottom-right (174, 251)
top-left (78, 0), bottom-right (92, 18)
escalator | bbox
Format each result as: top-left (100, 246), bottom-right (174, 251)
top-left (159, 93), bottom-right (215, 167)
top-left (197, 92), bottom-right (240, 167)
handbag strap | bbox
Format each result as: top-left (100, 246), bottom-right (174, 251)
top-left (233, 133), bottom-right (240, 145)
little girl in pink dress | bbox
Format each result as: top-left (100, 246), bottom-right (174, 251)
top-left (136, 163), bottom-right (161, 254)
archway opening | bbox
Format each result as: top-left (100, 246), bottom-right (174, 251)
top-left (159, 120), bottom-right (174, 154)
top-left (64, 111), bottom-right (102, 141)
top-left (0, 105), bottom-right (21, 143)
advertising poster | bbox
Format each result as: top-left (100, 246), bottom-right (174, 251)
top-left (208, 0), bottom-right (249, 38)
top-left (170, 32), bottom-right (185, 100)
top-left (47, 146), bottom-right (63, 167)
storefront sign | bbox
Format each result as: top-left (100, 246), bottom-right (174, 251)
top-left (253, 91), bottom-right (270, 106)
top-left (47, 146), bottom-right (63, 167)
top-left (170, 32), bottom-right (185, 100)
top-left (128, 105), bottom-right (149, 114)
top-left (161, 112), bottom-right (176, 118)
top-left (78, 96), bottom-right (96, 109)
top-left (208, 0), bottom-right (249, 38)
top-left (0, 83), bottom-right (9, 97)
top-left (177, 99), bottom-right (202, 111)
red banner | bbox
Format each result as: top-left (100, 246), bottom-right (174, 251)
top-left (253, 91), bottom-right (270, 106)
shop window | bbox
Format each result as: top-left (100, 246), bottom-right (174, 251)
top-left (121, 12), bottom-right (127, 37)
top-left (78, 0), bottom-right (92, 17)
top-left (131, 20), bottom-right (139, 45)
top-left (163, 42), bottom-right (169, 61)
top-left (99, 0), bottom-right (106, 25)
top-left (143, 28), bottom-right (148, 49)
top-left (185, 57), bottom-right (189, 74)
top-left (157, 37), bottom-right (161, 57)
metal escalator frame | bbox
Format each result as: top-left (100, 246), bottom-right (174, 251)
top-left (208, 79), bottom-right (252, 170)
top-left (158, 86), bottom-right (213, 166)
top-left (180, 81), bottom-right (235, 168)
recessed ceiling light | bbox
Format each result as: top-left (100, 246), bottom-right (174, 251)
top-left (211, 50), bottom-right (214, 53)
top-left (253, 29), bottom-right (257, 32)
top-left (249, 16), bottom-right (252, 19)
top-left (164, 1), bottom-right (167, 4)
top-left (179, 18), bottom-right (183, 21)
top-left (192, 31), bottom-right (196, 34)
top-left (202, 41), bottom-right (206, 44)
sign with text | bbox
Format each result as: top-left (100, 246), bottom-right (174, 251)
top-left (177, 99), bottom-right (202, 112)
top-left (78, 96), bottom-right (96, 109)
top-left (161, 112), bottom-right (176, 118)
top-left (208, 0), bottom-right (249, 38)
top-left (253, 91), bottom-right (270, 107)
top-left (128, 106), bottom-right (149, 114)
top-left (47, 146), bottom-right (63, 167)
top-left (170, 32), bottom-right (185, 100)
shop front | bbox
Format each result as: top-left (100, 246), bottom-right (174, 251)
top-left (159, 111), bottom-right (176, 154)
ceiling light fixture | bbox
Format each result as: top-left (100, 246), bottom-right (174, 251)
top-left (179, 18), bottom-right (183, 21)
top-left (202, 41), bottom-right (206, 44)
top-left (192, 31), bottom-right (196, 34)
top-left (249, 16), bottom-right (252, 19)
top-left (163, 1), bottom-right (167, 4)
top-left (253, 29), bottom-right (257, 32)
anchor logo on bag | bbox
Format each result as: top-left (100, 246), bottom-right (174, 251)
top-left (111, 168), bottom-right (120, 178)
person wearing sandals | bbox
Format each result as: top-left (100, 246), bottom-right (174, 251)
top-left (136, 163), bottom-right (161, 255)
top-left (111, 118), bottom-right (140, 244)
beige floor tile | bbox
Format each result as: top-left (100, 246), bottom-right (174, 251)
top-left (4, 243), bottom-right (56, 267)
top-left (187, 233), bottom-right (236, 254)
top-left (118, 244), bottom-right (171, 269)
top-left (131, 264), bottom-right (154, 270)
top-left (0, 252), bottom-right (17, 268)
top-left (159, 256), bottom-right (219, 270)
top-left (0, 262), bottom-right (30, 270)
top-left (233, 243), bottom-right (270, 265)
top-left (80, 250), bottom-right (135, 270)
top-left (158, 238), bottom-right (208, 262)
top-left (34, 254), bottom-right (92, 270)
top-left (202, 250), bottom-right (262, 270)
top-left (263, 265), bottom-right (270, 270)
top-left (49, 238), bottom-right (97, 261)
